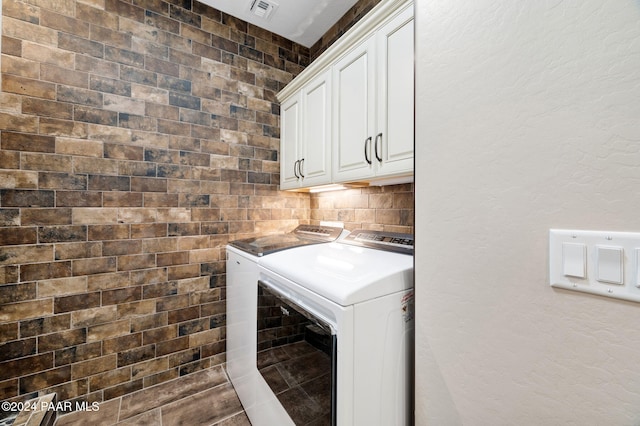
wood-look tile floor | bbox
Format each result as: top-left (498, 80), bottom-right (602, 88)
top-left (258, 341), bottom-right (332, 425)
top-left (54, 366), bottom-right (250, 426)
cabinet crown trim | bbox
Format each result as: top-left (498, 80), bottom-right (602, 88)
top-left (277, 0), bottom-right (413, 102)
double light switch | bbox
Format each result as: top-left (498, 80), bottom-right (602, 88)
top-left (562, 243), bottom-right (623, 284)
top-left (551, 230), bottom-right (640, 303)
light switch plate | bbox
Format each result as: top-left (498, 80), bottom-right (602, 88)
top-left (550, 229), bottom-right (640, 303)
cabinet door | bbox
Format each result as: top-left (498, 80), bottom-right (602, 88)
top-left (300, 71), bottom-right (332, 187)
top-left (279, 92), bottom-right (301, 189)
top-left (332, 39), bottom-right (376, 182)
top-left (376, 5), bottom-right (415, 178)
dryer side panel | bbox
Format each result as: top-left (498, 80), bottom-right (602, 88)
top-left (353, 289), bottom-right (415, 425)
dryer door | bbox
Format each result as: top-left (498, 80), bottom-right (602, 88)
top-left (257, 280), bottom-right (337, 425)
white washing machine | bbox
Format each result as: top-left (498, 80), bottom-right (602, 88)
top-left (225, 225), bottom-right (344, 421)
top-left (251, 230), bottom-right (415, 426)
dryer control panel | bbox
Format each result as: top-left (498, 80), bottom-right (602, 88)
top-left (340, 230), bottom-right (414, 255)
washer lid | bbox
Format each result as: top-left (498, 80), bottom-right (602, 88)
top-left (228, 224), bottom-right (343, 256)
top-left (259, 241), bottom-right (413, 306)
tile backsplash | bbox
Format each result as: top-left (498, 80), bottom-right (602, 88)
top-left (311, 184), bottom-right (414, 235)
top-left (0, 0), bottom-right (412, 410)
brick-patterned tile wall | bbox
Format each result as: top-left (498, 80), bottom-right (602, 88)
top-left (0, 0), bottom-right (311, 408)
top-left (310, 184), bottom-right (414, 234)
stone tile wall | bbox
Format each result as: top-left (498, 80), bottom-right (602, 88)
top-left (0, 0), bottom-right (310, 409)
top-left (310, 183), bottom-right (414, 235)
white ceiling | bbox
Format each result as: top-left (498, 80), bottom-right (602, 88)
top-left (198, 0), bottom-right (360, 48)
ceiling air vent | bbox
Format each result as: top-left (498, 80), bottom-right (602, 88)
top-left (249, 0), bottom-right (279, 20)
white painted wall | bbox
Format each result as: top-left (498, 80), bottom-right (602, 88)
top-left (415, 0), bottom-right (640, 424)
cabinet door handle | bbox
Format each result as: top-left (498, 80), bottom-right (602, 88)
top-left (364, 136), bottom-right (372, 165)
top-left (294, 160), bottom-right (300, 178)
top-left (299, 158), bottom-right (305, 178)
top-left (374, 133), bottom-right (383, 162)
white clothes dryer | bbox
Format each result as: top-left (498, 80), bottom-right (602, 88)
top-left (250, 230), bottom-right (415, 426)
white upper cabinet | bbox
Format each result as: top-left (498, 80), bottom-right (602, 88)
top-left (301, 71), bottom-right (332, 187)
top-left (333, 3), bottom-right (414, 183)
top-left (332, 38), bottom-right (376, 182)
top-left (376, 6), bottom-right (414, 178)
top-left (280, 71), bottom-right (332, 190)
top-left (278, 0), bottom-right (413, 190)
top-left (280, 92), bottom-right (301, 189)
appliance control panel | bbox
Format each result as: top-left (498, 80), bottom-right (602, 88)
top-left (340, 230), bottom-right (414, 255)
top-left (293, 224), bottom-right (344, 241)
